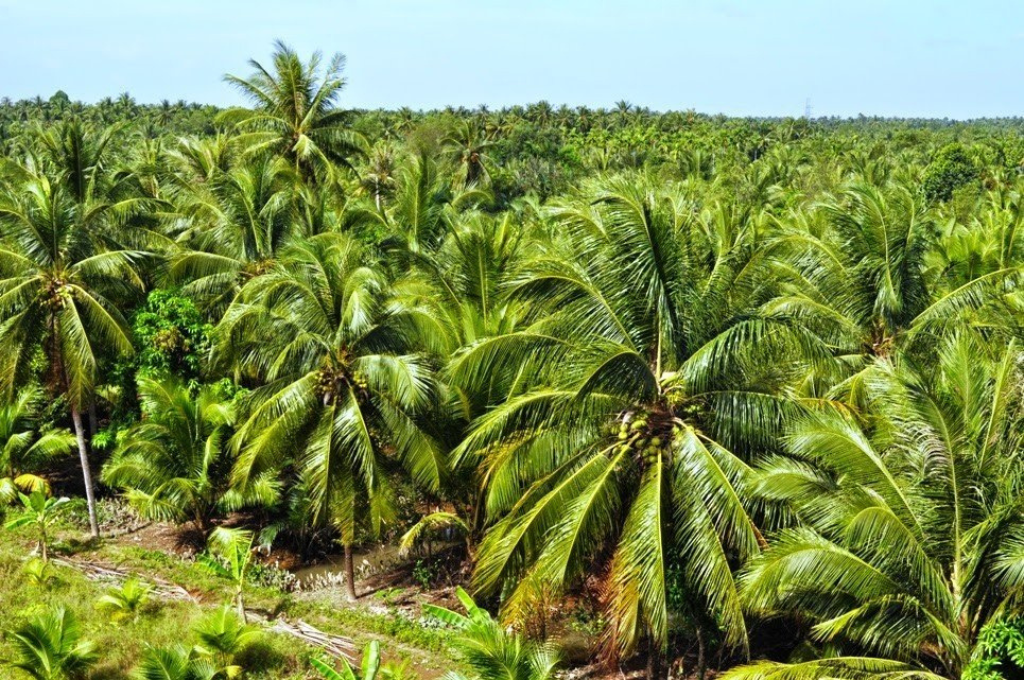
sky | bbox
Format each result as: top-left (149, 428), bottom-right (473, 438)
top-left (1, 0), bottom-right (1022, 119)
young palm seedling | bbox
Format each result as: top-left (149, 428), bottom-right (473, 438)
top-left (5, 490), bottom-right (70, 563)
top-left (96, 577), bottom-right (153, 623)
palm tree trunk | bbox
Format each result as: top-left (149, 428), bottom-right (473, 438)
top-left (697, 626), bottom-right (706, 679)
top-left (343, 543), bottom-right (357, 601)
top-left (646, 638), bottom-right (665, 680)
top-left (237, 587), bottom-right (246, 623)
top-left (71, 406), bottom-right (99, 537)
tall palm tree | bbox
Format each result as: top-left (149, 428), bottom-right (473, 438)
top-left (215, 233), bottom-right (446, 599)
top-left (453, 177), bottom-right (822, 670)
top-left (0, 168), bottom-right (145, 536)
top-left (378, 149), bottom-right (455, 263)
top-left (376, 149), bottom-right (490, 271)
top-left (220, 41), bottom-right (367, 184)
top-left (444, 120), bottom-right (494, 189)
top-left (419, 210), bottom-right (531, 351)
top-left (29, 118), bottom-right (158, 250)
top-left (398, 211), bottom-right (534, 549)
top-left (165, 135), bottom-right (236, 188)
top-left (729, 330), bottom-right (1024, 679)
top-left (360, 142), bottom-right (399, 210)
top-left (766, 183), bottom-right (1017, 400)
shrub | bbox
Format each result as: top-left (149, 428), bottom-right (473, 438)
top-left (923, 143), bottom-right (980, 202)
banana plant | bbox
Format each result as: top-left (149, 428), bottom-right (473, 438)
top-left (311, 641), bottom-right (412, 680)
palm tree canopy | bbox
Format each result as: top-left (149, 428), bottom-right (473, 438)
top-left (455, 177), bottom-right (825, 659)
top-left (738, 330), bottom-right (1024, 678)
top-left (216, 233), bottom-right (446, 539)
top-left (0, 165), bottom-right (145, 406)
top-left (220, 41), bottom-right (368, 183)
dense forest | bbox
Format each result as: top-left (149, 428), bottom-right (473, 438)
top-left (4, 42), bottom-right (1024, 680)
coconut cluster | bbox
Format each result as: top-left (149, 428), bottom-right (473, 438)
top-left (611, 410), bottom-right (678, 467)
top-left (45, 279), bottom-right (73, 311)
top-left (314, 353), bottom-right (367, 405)
top-left (152, 326), bottom-right (190, 355)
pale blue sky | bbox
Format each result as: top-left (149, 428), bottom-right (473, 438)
top-left (1, 0), bottom-right (1021, 118)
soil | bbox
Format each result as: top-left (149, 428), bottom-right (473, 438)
top-left (111, 520), bottom-right (206, 556)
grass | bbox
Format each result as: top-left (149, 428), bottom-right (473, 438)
top-left (0, 512), bottom-right (461, 679)
top-left (0, 539), bottom-right (307, 679)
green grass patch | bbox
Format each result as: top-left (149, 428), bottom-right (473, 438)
top-left (0, 523), bottom-right (459, 678)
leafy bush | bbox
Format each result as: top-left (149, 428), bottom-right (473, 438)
top-left (963, 618), bottom-right (1024, 680)
top-left (923, 142), bottom-right (980, 201)
top-left (132, 288), bottom-right (213, 381)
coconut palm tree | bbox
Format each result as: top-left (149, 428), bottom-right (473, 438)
top-left (192, 605), bottom-right (261, 678)
top-left (5, 606), bottom-right (97, 680)
top-left (377, 149), bottom-right (455, 264)
top-left (453, 177), bottom-right (823, 671)
top-left (729, 330), bottom-right (1024, 679)
top-left (427, 211), bottom-right (531, 350)
top-left (165, 135), bottom-right (236, 187)
top-left (220, 41), bottom-right (367, 184)
top-left (360, 142), bottom-right (399, 210)
top-left (765, 182), bottom-right (1017, 400)
top-left (373, 149), bottom-right (492, 276)
top-left (30, 118), bottom-right (157, 251)
top-left (0, 156), bottom-right (147, 537)
top-left (398, 211), bottom-right (535, 551)
top-left (101, 377), bottom-right (273, 532)
top-left (96, 577), bottom-right (153, 623)
top-left (169, 154), bottom-right (298, 312)
top-left (215, 233), bottom-right (446, 600)
top-left (444, 120), bottom-right (494, 189)
top-left (0, 386), bottom-right (75, 503)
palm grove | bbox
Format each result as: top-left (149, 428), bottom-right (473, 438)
top-left (4, 41), bottom-right (1024, 679)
